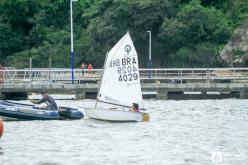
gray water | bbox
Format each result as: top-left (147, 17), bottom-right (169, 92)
top-left (0, 99), bottom-right (248, 165)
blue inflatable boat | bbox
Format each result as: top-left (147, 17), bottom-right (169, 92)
top-left (0, 100), bottom-right (84, 120)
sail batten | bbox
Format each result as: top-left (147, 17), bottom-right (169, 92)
top-left (98, 32), bottom-right (143, 108)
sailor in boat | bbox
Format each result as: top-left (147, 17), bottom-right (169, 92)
top-left (31, 91), bottom-right (58, 110)
top-left (131, 103), bottom-right (140, 113)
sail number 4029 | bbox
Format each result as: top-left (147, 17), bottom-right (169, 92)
top-left (117, 66), bottom-right (138, 82)
top-left (118, 73), bottom-right (138, 82)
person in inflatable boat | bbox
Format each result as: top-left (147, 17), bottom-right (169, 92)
top-left (31, 91), bottom-right (58, 110)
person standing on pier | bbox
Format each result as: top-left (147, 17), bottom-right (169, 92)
top-left (80, 63), bottom-right (86, 77)
top-left (88, 63), bottom-right (93, 77)
top-left (31, 91), bottom-right (58, 110)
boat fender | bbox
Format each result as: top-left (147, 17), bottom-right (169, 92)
top-left (0, 118), bottom-right (4, 138)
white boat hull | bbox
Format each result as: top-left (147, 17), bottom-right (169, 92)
top-left (84, 108), bottom-right (144, 122)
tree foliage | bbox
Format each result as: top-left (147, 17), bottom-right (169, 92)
top-left (0, 0), bottom-right (247, 68)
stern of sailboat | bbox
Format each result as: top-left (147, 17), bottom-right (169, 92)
top-left (142, 113), bottom-right (150, 122)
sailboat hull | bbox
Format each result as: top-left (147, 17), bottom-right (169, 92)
top-left (84, 108), bottom-right (146, 122)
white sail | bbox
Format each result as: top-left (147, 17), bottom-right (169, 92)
top-left (97, 32), bottom-right (143, 108)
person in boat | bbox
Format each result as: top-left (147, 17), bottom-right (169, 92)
top-left (31, 91), bottom-right (58, 110)
top-left (131, 103), bottom-right (140, 112)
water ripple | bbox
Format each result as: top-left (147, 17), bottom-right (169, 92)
top-left (0, 99), bottom-right (247, 165)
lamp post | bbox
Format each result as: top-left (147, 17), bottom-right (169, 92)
top-left (70, 0), bottom-right (77, 84)
top-left (146, 30), bottom-right (152, 78)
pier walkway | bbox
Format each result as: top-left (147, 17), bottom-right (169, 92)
top-left (0, 68), bottom-right (248, 99)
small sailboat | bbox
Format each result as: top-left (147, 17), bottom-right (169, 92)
top-left (84, 32), bottom-right (150, 122)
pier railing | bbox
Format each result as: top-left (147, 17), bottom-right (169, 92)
top-left (1, 68), bottom-right (248, 84)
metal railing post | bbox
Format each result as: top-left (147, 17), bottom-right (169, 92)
top-left (206, 69), bottom-right (208, 84)
top-left (234, 68), bottom-right (236, 84)
top-left (180, 70), bottom-right (183, 84)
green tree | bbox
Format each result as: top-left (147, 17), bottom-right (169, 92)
top-left (1, 0), bottom-right (247, 68)
top-left (0, 0), bottom-right (36, 62)
top-left (158, 0), bottom-right (232, 67)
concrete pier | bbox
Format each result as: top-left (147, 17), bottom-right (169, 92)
top-left (1, 68), bottom-right (248, 100)
top-left (0, 83), bottom-right (248, 100)
top-left (76, 92), bottom-right (86, 100)
top-left (240, 90), bottom-right (248, 99)
top-left (157, 89), bottom-right (168, 100)
top-left (0, 92), bottom-right (28, 100)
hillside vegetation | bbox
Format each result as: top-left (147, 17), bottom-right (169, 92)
top-left (0, 0), bottom-right (247, 68)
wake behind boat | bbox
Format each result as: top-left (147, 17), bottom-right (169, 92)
top-left (84, 32), bottom-right (150, 122)
top-left (0, 100), bottom-right (84, 120)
